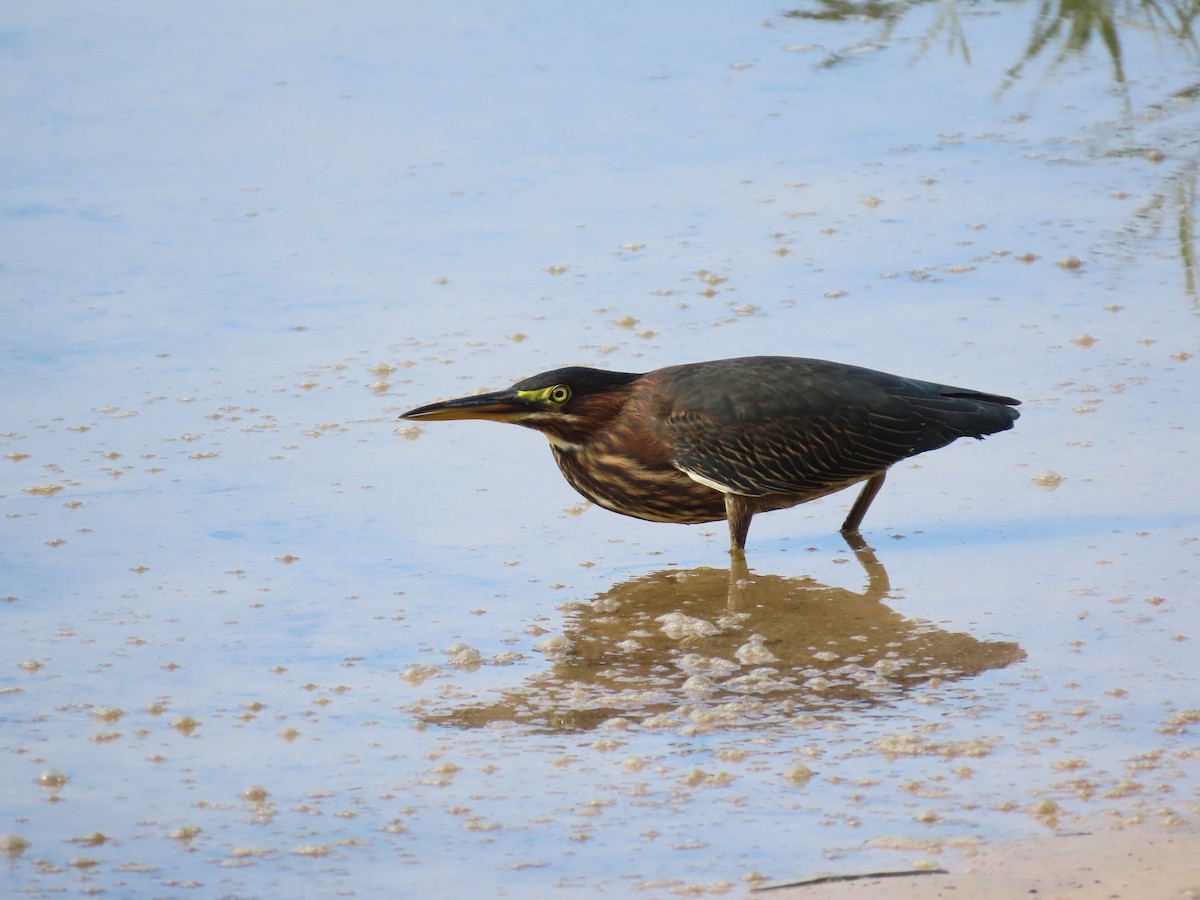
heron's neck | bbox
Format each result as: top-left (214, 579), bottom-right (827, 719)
top-left (544, 433), bottom-right (583, 452)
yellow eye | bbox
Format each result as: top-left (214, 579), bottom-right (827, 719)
top-left (547, 385), bottom-right (571, 404)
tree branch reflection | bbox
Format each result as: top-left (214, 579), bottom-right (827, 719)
top-left (780, 0), bottom-right (1200, 303)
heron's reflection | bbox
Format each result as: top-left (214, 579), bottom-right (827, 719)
top-left (427, 540), bottom-right (1024, 731)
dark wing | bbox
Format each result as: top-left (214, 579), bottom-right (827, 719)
top-left (655, 357), bottom-right (1019, 497)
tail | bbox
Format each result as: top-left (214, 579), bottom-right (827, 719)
top-left (906, 386), bottom-right (1020, 450)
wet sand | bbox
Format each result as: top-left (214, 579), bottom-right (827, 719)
top-left (759, 825), bottom-right (1200, 899)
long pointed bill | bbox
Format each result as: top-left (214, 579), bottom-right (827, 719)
top-left (399, 390), bottom-right (527, 423)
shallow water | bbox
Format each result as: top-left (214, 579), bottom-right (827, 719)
top-left (3, 1), bottom-right (1198, 896)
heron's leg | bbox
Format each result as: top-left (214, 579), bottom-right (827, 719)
top-left (724, 494), bottom-right (755, 557)
top-left (840, 472), bottom-right (886, 534)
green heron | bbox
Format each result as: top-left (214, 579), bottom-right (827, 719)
top-left (401, 356), bottom-right (1020, 554)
